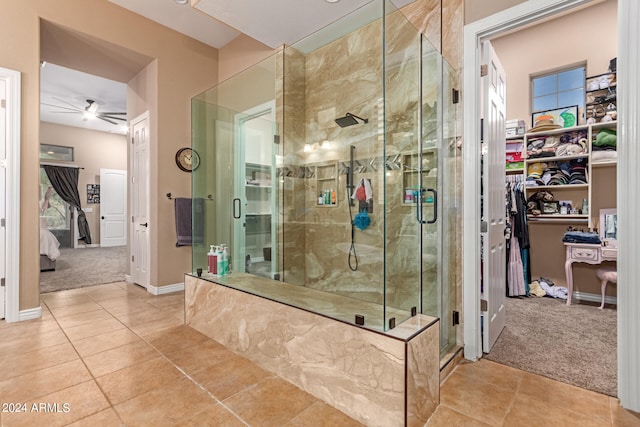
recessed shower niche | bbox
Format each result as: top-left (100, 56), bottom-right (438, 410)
top-left (188, 1), bottom-right (460, 425)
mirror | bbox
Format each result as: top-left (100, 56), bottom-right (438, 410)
top-left (599, 208), bottom-right (617, 247)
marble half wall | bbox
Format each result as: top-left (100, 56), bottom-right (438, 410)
top-left (185, 275), bottom-right (440, 427)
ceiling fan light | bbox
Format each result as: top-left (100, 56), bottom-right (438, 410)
top-left (175, 0), bottom-right (189, 4)
top-left (83, 111), bottom-right (96, 120)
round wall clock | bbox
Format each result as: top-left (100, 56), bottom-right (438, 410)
top-left (175, 147), bottom-right (200, 172)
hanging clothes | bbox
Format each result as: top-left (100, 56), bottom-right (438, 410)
top-left (507, 219), bottom-right (526, 296)
top-left (505, 176), bottom-right (530, 296)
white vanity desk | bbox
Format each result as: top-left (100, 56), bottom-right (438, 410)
top-left (564, 208), bottom-right (617, 306)
top-left (564, 243), bottom-right (617, 305)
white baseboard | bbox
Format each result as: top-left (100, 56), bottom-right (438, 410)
top-left (19, 306), bottom-right (43, 321)
top-left (124, 274), bottom-right (133, 284)
top-left (146, 282), bottom-right (184, 295)
top-left (573, 291), bottom-right (617, 305)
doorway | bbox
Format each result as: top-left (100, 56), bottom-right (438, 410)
top-left (475, 0), bottom-right (618, 397)
top-left (463, 0), bottom-right (640, 412)
top-left (39, 60), bottom-right (129, 293)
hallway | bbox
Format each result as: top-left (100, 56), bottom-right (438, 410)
top-left (0, 282), bottom-right (637, 426)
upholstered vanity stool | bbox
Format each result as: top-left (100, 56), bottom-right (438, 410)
top-left (596, 267), bottom-right (617, 309)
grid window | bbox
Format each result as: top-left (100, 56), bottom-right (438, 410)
top-left (532, 66), bottom-right (585, 113)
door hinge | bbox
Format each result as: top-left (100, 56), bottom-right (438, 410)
top-left (0, 218), bottom-right (5, 227)
top-left (273, 135), bottom-right (280, 145)
top-left (131, 216), bottom-right (135, 223)
top-left (1, 278), bottom-right (5, 287)
top-left (480, 64), bottom-right (488, 77)
top-left (131, 255), bottom-right (135, 262)
top-left (131, 137), bottom-right (135, 144)
top-left (452, 310), bottom-right (460, 326)
top-left (481, 220), bottom-right (488, 232)
top-left (1, 99), bottom-right (5, 109)
top-left (452, 88), bottom-right (460, 104)
top-left (481, 299), bottom-right (488, 311)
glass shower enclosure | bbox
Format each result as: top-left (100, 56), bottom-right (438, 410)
top-left (191, 0), bottom-right (459, 354)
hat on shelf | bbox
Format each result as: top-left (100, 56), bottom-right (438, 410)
top-left (529, 114), bottom-right (562, 133)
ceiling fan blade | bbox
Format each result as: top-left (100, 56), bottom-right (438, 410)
top-left (41, 102), bottom-right (83, 113)
top-left (99, 114), bottom-right (126, 122)
top-left (52, 97), bottom-right (83, 111)
top-left (99, 112), bottom-right (126, 115)
top-left (97, 116), bottom-right (118, 125)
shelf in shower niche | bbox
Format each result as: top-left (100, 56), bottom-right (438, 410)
top-left (316, 162), bottom-right (339, 207)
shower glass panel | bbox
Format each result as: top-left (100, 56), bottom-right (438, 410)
top-left (383, 1), bottom-right (422, 328)
top-left (191, 54), bottom-right (278, 284)
top-left (191, 0), bottom-right (458, 335)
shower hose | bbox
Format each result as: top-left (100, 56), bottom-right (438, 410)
top-left (348, 195), bottom-right (358, 271)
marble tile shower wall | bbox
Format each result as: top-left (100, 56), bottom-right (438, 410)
top-left (275, 0), bottom-right (464, 323)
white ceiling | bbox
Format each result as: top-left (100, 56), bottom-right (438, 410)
top-left (40, 63), bottom-right (127, 135)
top-left (43, 0), bottom-right (415, 134)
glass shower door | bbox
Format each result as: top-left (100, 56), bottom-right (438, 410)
top-left (420, 34), bottom-right (458, 354)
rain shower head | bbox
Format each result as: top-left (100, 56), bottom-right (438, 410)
top-left (335, 112), bottom-right (368, 127)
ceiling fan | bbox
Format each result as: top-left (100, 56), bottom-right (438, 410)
top-left (42, 98), bottom-right (126, 125)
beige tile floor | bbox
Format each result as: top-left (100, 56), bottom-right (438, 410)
top-left (0, 281), bottom-right (638, 426)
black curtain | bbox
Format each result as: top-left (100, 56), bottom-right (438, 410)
top-left (43, 165), bottom-right (92, 244)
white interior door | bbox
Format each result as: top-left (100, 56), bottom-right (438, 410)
top-left (131, 113), bottom-right (150, 288)
top-left (100, 168), bottom-right (127, 247)
top-left (0, 78), bottom-right (6, 319)
top-left (482, 41), bottom-right (507, 353)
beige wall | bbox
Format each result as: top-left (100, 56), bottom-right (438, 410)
top-left (218, 34), bottom-right (274, 83)
top-left (0, 0), bottom-right (219, 310)
top-left (491, 0), bottom-right (617, 123)
top-left (40, 122), bottom-right (127, 245)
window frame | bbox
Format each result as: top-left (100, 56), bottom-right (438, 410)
top-left (531, 63), bottom-right (586, 116)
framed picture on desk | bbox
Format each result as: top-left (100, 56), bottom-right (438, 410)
top-left (600, 208), bottom-right (617, 247)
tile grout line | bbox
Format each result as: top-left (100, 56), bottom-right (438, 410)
top-left (84, 288), bottom-right (252, 426)
top-left (43, 293), bottom-right (130, 426)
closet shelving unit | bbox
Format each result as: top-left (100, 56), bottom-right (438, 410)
top-left (506, 136), bottom-right (525, 174)
top-left (517, 121), bottom-right (617, 226)
top-left (585, 72), bottom-right (617, 124)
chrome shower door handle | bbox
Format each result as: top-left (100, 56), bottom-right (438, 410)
top-left (415, 188), bottom-right (438, 224)
top-left (233, 198), bottom-right (241, 219)
top-left (425, 188), bottom-right (437, 224)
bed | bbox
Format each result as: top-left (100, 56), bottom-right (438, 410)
top-left (40, 218), bottom-right (60, 272)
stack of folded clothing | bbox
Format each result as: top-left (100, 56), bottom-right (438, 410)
top-left (527, 137), bottom-right (557, 158)
top-left (592, 128), bottom-right (617, 163)
top-left (555, 131), bottom-right (588, 157)
top-left (562, 230), bottom-right (601, 244)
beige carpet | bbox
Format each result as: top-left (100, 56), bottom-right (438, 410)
top-left (40, 246), bottom-right (127, 293)
top-left (485, 296), bottom-right (617, 397)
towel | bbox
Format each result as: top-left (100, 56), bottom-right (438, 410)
top-left (174, 197), bottom-right (192, 247)
top-left (351, 178), bottom-right (373, 202)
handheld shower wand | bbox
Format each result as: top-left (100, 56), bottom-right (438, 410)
top-left (347, 145), bottom-right (358, 271)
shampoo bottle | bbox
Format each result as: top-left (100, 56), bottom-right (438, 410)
top-left (207, 245), bottom-right (217, 274)
top-left (331, 189), bottom-right (336, 205)
top-left (318, 193), bottom-right (324, 205)
top-left (222, 245), bottom-right (229, 275)
top-left (216, 246), bottom-right (224, 276)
